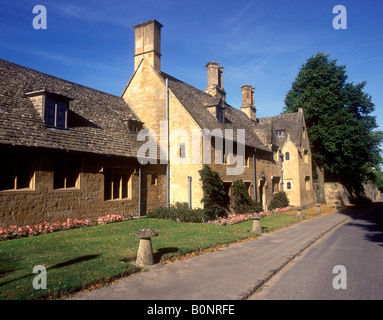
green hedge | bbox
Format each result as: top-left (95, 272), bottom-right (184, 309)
top-left (146, 202), bottom-right (208, 223)
top-left (232, 179), bottom-right (263, 214)
top-left (267, 191), bottom-right (289, 211)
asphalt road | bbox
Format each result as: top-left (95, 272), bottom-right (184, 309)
top-left (250, 202), bottom-right (383, 300)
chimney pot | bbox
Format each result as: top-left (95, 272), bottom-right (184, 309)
top-left (133, 19), bottom-right (163, 71)
top-left (205, 62), bottom-right (226, 101)
top-left (241, 85), bottom-right (256, 121)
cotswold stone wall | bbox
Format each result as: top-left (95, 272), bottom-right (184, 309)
top-left (324, 182), bottom-right (380, 205)
top-left (0, 150), bottom-right (165, 228)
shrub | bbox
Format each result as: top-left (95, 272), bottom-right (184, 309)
top-left (267, 191), bottom-right (290, 211)
top-left (147, 202), bottom-right (208, 223)
top-left (199, 165), bottom-right (229, 220)
top-left (232, 179), bottom-right (263, 214)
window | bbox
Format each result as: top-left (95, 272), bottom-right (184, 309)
top-left (178, 143), bottom-right (186, 159)
top-left (126, 119), bottom-right (143, 133)
top-left (222, 143), bottom-right (228, 164)
top-left (285, 152), bottom-right (290, 161)
top-left (223, 182), bottom-right (232, 197)
top-left (45, 97), bottom-right (68, 129)
top-left (216, 107), bottom-right (225, 123)
top-left (286, 181), bottom-right (292, 190)
top-left (276, 130), bottom-right (285, 137)
top-left (53, 159), bottom-right (79, 189)
top-left (272, 177), bottom-right (280, 193)
top-left (244, 181), bottom-right (251, 196)
top-left (104, 171), bottom-right (132, 200)
top-left (151, 174), bottom-right (158, 186)
top-left (245, 153), bottom-right (250, 167)
top-left (305, 176), bottom-right (311, 190)
top-left (304, 150), bottom-right (309, 163)
top-left (0, 156), bottom-right (34, 191)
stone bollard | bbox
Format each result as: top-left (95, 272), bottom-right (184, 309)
top-left (250, 215), bottom-right (263, 234)
top-left (296, 207), bottom-right (302, 220)
top-left (316, 203), bottom-right (322, 215)
top-left (334, 201), bottom-right (340, 210)
top-left (135, 228), bottom-right (158, 267)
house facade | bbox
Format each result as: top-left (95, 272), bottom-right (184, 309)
top-left (0, 58), bottom-right (166, 227)
top-left (0, 19), bottom-right (313, 227)
top-left (122, 19), bottom-right (314, 210)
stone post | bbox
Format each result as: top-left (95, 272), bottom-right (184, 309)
top-left (316, 203), bottom-right (322, 215)
top-left (296, 207), bottom-right (302, 220)
top-left (250, 215), bottom-right (262, 234)
top-left (135, 228), bottom-right (158, 267)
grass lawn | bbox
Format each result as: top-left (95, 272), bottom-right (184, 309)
top-left (0, 204), bottom-right (335, 300)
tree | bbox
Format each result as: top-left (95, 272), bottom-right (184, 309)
top-left (232, 179), bottom-right (262, 214)
top-left (284, 52), bottom-right (382, 201)
top-left (374, 170), bottom-right (383, 193)
top-left (198, 165), bottom-right (229, 219)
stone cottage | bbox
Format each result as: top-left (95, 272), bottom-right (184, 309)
top-left (0, 19), bottom-right (314, 227)
top-left (122, 19), bottom-right (314, 210)
top-left (0, 58), bottom-right (166, 227)
top-left (255, 109), bottom-right (313, 208)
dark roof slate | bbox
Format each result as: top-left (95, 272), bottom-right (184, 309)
top-left (161, 72), bottom-right (270, 152)
top-left (0, 58), bottom-right (141, 158)
top-left (256, 110), bottom-right (307, 149)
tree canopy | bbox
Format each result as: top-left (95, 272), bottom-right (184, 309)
top-left (283, 52), bottom-right (382, 194)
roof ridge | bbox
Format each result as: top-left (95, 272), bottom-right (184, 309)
top-left (160, 71), bottom-right (220, 103)
top-left (0, 58), bottom-right (121, 99)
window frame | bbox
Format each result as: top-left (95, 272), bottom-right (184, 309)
top-left (151, 174), bottom-right (158, 186)
top-left (126, 119), bottom-right (144, 133)
top-left (285, 152), bottom-right (290, 161)
top-left (216, 107), bottom-right (225, 123)
top-left (104, 169), bottom-right (133, 201)
top-left (276, 130), bottom-right (285, 137)
top-left (44, 95), bottom-right (70, 130)
top-left (53, 158), bottom-right (80, 190)
top-left (304, 150), bottom-right (309, 163)
top-left (305, 176), bottom-right (311, 190)
top-left (178, 142), bottom-right (186, 159)
top-left (272, 177), bottom-right (280, 194)
top-left (0, 156), bottom-right (35, 192)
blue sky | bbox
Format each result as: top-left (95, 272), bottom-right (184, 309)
top-left (1, 0), bottom-right (382, 132)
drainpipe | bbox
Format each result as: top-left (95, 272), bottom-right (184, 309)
top-left (138, 165), bottom-right (142, 217)
top-left (166, 78), bottom-right (170, 208)
top-left (253, 148), bottom-right (257, 201)
top-left (188, 176), bottom-right (192, 209)
top-left (280, 151), bottom-right (284, 192)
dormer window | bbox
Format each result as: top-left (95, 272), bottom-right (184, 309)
top-left (276, 130), bottom-right (285, 137)
top-left (216, 107), bottom-right (225, 123)
top-left (26, 90), bottom-right (72, 130)
top-left (125, 118), bottom-right (144, 133)
top-left (45, 97), bottom-right (68, 129)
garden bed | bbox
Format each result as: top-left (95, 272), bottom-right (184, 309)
top-left (0, 204), bottom-right (338, 300)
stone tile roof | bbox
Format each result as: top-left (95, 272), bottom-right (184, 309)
top-left (0, 58), bottom-right (141, 158)
top-left (161, 72), bottom-right (271, 152)
top-left (256, 110), bottom-right (308, 149)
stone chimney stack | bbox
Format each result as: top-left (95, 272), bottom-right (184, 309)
top-left (205, 62), bottom-right (226, 101)
top-left (241, 85), bottom-right (256, 121)
top-left (133, 19), bottom-right (163, 71)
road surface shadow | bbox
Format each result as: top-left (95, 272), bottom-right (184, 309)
top-left (341, 201), bottom-right (383, 247)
